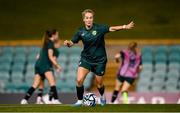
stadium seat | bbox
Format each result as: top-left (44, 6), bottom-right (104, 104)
top-left (15, 46), bottom-right (27, 54)
top-left (67, 63), bottom-right (78, 71)
top-left (25, 70), bottom-right (34, 78)
top-left (169, 45), bottom-right (180, 54)
top-left (153, 70), bottom-right (166, 82)
top-left (16, 81), bottom-right (29, 92)
top-left (69, 55), bottom-right (80, 62)
top-left (168, 62), bottom-right (180, 71)
top-left (142, 63), bottom-right (153, 72)
top-left (26, 63), bottom-right (34, 71)
top-left (64, 73), bottom-right (76, 81)
top-left (154, 63), bottom-right (167, 72)
top-left (151, 85), bottom-right (165, 92)
top-left (0, 71), bottom-right (10, 82)
top-left (58, 54), bottom-right (68, 64)
top-left (11, 62), bottom-right (25, 72)
top-left (139, 75), bottom-right (152, 83)
top-left (154, 53), bottom-right (167, 63)
top-left (11, 71), bottom-right (24, 82)
top-left (150, 77), bottom-right (165, 92)
top-left (28, 46), bottom-right (40, 54)
top-left (165, 79), bottom-right (178, 88)
top-left (165, 86), bottom-right (179, 92)
top-left (142, 53), bottom-right (153, 63)
top-left (0, 54), bottom-right (13, 64)
top-left (166, 70), bottom-right (179, 80)
top-left (140, 69), bottom-right (153, 76)
top-left (27, 55), bottom-right (36, 65)
top-left (57, 79), bottom-right (75, 92)
top-left (151, 77), bottom-right (165, 86)
top-left (4, 82), bottom-right (18, 93)
top-left (137, 80), bottom-right (151, 92)
top-left (2, 46), bottom-right (14, 55)
top-left (0, 81), bottom-right (5, 93)
top-left (155, 46), bottom-right (168, 54)
top-left (68, 46), bottom-right (82, 55)
top-left (142, 46), bottom-right (153, 54)
top-left (13, 53), bottom-right (26, 63)
top-left (0, 62), bottom-right (11, 72)
top-left (168, 52), bottom-right (180, 63)
top-left (59, 46), bottom-right (69, 55)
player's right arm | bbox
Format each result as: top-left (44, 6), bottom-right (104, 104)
top-left (109, 21), bottom-right (134, 32)
top-left (115, 53), bottom-right (121, 63)
top-left (64, 29), bottom-right (81, 47)
top-left (64, 40), bottom-right (74, 47)
top-left (115, 51), bottom-right (124, 63)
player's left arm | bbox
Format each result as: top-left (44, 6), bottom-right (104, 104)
top-left (36, 53), bottom-right (40, 60)
top-left (53, 56), bottom-right (62, 73)
top-left (137, 55), bottom-right (143, 73)
top-left (109, 21), bottom-right (134, 32)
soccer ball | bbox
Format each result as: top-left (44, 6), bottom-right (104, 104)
top-left (83, 93), bottom-right (97, 106)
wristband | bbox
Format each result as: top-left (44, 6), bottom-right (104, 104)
top-left (123, 25), bottom-right (126, 29)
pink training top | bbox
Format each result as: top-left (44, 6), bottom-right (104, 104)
top-left (118, 49), bottom-right (142, 78)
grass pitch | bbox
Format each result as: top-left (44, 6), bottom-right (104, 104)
top-left (0, 104), bottom-right (179, 112)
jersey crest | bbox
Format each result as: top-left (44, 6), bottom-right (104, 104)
top-left (92, 30), bottom-right (97, 36)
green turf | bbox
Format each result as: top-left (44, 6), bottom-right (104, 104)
top-left (0, 0), bottom-right (180, 40)
top-left (0, 104), bottom-right (180, 112)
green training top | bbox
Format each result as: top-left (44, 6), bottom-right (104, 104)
top-left (35, 40), bottom-right (57, 69)
top-left (71, 23), bottom-right (109, 64)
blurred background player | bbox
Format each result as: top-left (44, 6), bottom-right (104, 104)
top-left (111, 42), bottom-right (142, 104)
top-left (36, 39), bottom-right (61, 104)
top-left (21, 29), bottom-right (62, 104)
top-left (64, 9), bottom-right (134, 106)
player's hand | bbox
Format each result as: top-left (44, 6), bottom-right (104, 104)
top-left (126, 21), bottom-right (134, 29)
top-left (114, 53), bottom-right (120, 59)
top-left (64, 40), bottom-right (71, 47)
top-left (56, 65), bottom-right (62, 73)
top-left (114, 53), bottom-right (120, 63)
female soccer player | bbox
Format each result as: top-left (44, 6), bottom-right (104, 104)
top-left (36, 39), bottom-right (61, 104)
top-left (64, 9), bottom-right (134, 106)
top-left (21, 29), bottom-right (62, 104)
top-left (111, 42), bottom-right (142, 104)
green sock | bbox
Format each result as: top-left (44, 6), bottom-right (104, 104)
top-left (122, 91), bottom-right (128, 104)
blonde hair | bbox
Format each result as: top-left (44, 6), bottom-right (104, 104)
top-left (82, 9), bottom-right (94, 19)
top-left (128, 42), bottom-right (138, 53)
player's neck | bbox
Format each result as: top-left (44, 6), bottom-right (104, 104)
top-left (85, 25), bottom-right (93, 30)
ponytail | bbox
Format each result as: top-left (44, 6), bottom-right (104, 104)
top-left (42, 29), bottom-right (57, 48)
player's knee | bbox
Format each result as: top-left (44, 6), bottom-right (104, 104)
top-left (96, 81), bottom-right (103, 88)
top-left (76, 79), bottom-right (84, 86)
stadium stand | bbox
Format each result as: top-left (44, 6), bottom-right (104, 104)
top-left (137, 45), bottom-right (180, 93)
top-left (0, 45), bottom-right (179, 93)
top-left (0, 45), bottom-right (93, 93)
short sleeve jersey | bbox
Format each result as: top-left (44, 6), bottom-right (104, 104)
top-left (71, 23), bottom-right (109, 64)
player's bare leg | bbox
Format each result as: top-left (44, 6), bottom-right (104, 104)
top-left (21, 74), bottom-right (41, 104)
top-left (74, 67), bottom-right (90, 106)
top-left (45, 71), bottom-right (61, 104)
